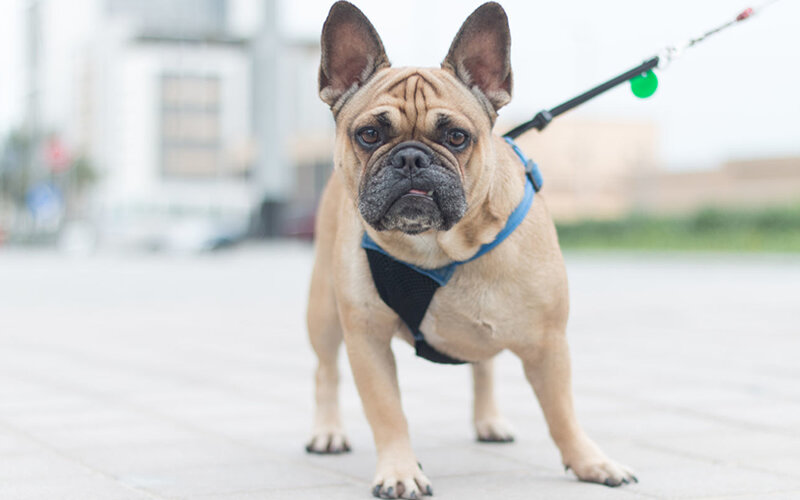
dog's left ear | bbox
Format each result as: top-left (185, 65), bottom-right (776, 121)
top-left (442, 2), bottom-right (512, 112)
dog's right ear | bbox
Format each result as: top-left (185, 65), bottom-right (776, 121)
top-left (319, 1), bottom-right (390, 108)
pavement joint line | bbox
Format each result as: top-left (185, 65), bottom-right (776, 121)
top-left (187, 482), bottom-right (366, 498)
top-left (468, 443), bottom-right (573, 473)
top-left (0, 418), bottom-right (171, 500)
top-left (470, 444), bottom-right (667, 499)
top-left (685, 489), bottom-right (800, 500)
top-left (0, 366), bottom-right (373, 486)
top-left (186, 469), bottom-right (662, 500)
top-left (633, 440), bottom-right (800, 484)
top-left (579, 386), bottom-right (800, 439)
top-left (0, 339), bottom-right (284, 403)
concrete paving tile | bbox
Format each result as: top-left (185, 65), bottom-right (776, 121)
top-left (129, 460), bottom-right (350, 498)
top-left (470, 441), bottom-right (569, 475)
top-left (744, 454), bottom-right (800, 480)
top-left (580, 408), bottom-right (745, 440)
top-left (3, 406), bottom-right (162, 432)
top-left (0, 475), bottom-right (155, 500)
top-left (193, 484), bottom-right (366, 500)
top-left (302, 443), bottom-right (533, 484)
top-left (696, 492), bottom-right (800, 500)
top-left (0, 431), bottom-right (42, 456)
top-left (0, 391), bottom-right (96, 417)
top-left (419, 445), bottom-right (537, 477)
top-left (302, 449), bottom-right (376, 481)
top-left (195, 472), bottom-right (650, 500)
top-left (628, 462), bottom-right (800, 499)
top-left (697, 400), bottom-right (800, 435)
top-left (0, 452), bottom-right (93, 481)
top-left (197, 410), bottom-right (310, 439)
top-left (18, 419), bottom-right (204, 450)
top-left (467, 424), bottom-right (800, 497)
top-left (640, 430), bottom-right (800, 466)
top-left (419, 470), bottom-right (650, 500)
top-left (552, 440), bottom-right (800, 498)
top-left (67, 438), bottom-right (274, 476)
top-left (0, 379), bottom-right (51, 409)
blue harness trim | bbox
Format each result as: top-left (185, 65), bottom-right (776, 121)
top-left (363, 175), bottom-right (535, 286)
top-left (362, 137), bottom-right (542, 364)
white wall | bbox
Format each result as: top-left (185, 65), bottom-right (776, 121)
top-left (88, 34), bottom-right (254, 217)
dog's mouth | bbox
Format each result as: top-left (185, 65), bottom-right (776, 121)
top-left (403, 188), bottom-right (434, 201)
top-left (377, 186), bottom-right (442, 235)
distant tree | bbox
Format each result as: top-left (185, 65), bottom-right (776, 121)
top-left (0, 132), bottom-right (32, 205)
top-left (69, 155), bottom-right (98, 194)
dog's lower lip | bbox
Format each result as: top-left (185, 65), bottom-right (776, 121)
top-left (406, 189), bottom-right (434, 199)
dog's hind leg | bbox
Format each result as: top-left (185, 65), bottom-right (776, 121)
top-left (472, 358), bottom-right (515, 442)
top-left (305, 256), bottom-right (350, 454)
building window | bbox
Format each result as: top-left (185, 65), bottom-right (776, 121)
top-left (160, 74), bottom-right (221, 177)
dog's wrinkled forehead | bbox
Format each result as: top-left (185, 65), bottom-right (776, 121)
top-left (339, 67), bottom-right (493, 137)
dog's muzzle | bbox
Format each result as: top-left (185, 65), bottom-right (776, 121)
top-left (358, 141), bottom-right (467, 234)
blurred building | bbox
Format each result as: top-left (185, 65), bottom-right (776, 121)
top-left (636, 156), bottom-right (800, 215)
top-left (515, 121), bottom-right (800, 220)
top-left (81, 0), bottom-right (255, 247)
top-left (512, 118), bottom-right (660, 221)
top-left (3, 0), bottom-right (331, 248)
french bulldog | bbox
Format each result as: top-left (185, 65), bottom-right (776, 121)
top-left (305, 2), bottom-right (636, 498)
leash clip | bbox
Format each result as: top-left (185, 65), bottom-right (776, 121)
top-left (531, 109), bottom-right (553, 131)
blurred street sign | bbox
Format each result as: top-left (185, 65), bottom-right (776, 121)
top-left (26, 182), bottom-right (63, 220)
top-left (45, 137), bottom-right (70, 172)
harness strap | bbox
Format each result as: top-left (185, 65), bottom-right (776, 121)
top-left (365, 248), bottom-right (467, 364)
top-left (362, 137), bottom-right (541, 365)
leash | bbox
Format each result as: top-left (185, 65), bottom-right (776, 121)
top-left (504, 1), bottom-right (781, 139)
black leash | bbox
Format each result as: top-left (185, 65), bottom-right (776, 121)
top-left (504, 57), bottom-right (659, 138)
top-left (504, 2), bottom-right (778, 139)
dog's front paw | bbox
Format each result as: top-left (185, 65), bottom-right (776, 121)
top-left (372, 459), bottom-right (432, 499)
top-left (561, 436), bottom-right (637, 486)
top-left (565, 452), bottom-right (637, 487)
top-left (475, 416), bottom-right (515, 443)
top-left (305, 429), bottom-right (351, 454)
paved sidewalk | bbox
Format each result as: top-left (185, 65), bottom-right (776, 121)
top-left (1, 243), bottom-right (799, 499)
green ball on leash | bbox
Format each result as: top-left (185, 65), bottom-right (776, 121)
top-left (630, 69), bottom-right (659, 98)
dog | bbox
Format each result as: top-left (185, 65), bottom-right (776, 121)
top-left (305, 2), bottom-right (636, 498)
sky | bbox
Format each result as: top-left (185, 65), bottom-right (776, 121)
top-left (1, 0), bottom-right (799, 170)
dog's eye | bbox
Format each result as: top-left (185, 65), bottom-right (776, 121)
top-left (446, 129), bottom-right (469, 149)
top-left (356, 127), bottom-right (381, 147)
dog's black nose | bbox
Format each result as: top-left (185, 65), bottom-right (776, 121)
top-left (390, 147), bottom-right (431, 173)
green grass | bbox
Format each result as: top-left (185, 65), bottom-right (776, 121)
top-left (555, 205), bottom-right (800, 252)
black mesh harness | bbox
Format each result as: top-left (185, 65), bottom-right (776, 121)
top-left (361, 137), bottom-right (542, 364)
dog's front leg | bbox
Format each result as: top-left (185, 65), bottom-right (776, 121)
top-left (342, 321), bottom-right (433, 499)
top-left (518, 335), bottom-right (637, 487)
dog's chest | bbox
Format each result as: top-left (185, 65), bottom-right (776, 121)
top-left (415, 279), bottom-right (514, 356)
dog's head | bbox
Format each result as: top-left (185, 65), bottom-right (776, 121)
top-left (319, 1), bottom-right (513, 235)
